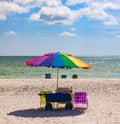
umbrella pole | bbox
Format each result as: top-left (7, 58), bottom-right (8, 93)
top-left (56, 68), bottom-right (59, 89)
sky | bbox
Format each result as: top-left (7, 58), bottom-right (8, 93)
top-left (0, 0), bottom-right (120, 56)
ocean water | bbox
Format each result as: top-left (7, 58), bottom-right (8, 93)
top-left (0, 56), bottom-right (120, 78)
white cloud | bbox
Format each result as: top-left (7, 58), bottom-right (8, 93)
top-left (66, 0), bottom-right (120, 25)
top-left (0, 13), bottom-right (6, 21)
top-left (4, 30), bottom-right (17, 36)
top-left (60, 31), bottom-right (76, 37)
top-left (66, 0), bottom-right (91, 5)
top-left (13, 0), bottom-right (61, 7)
top-left (116, 35), bottom-right (120, 39)
top-left (30, 13), bottom-right (40, 22)
top-left (30, 6), bottom-right (78, 25)
top-left (103, 16), bottom-right (118, 25)
top-left (0, 0), bottom-right (120, 26)
top-left (0, 1), bottom-right (29, 20)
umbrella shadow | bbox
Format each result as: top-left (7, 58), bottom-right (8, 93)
top-left (7, 108), bottom-right (85, 118)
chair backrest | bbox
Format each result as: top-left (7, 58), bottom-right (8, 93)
top-left (74, 92), bottom-right (87, 104)
top-left (55, 87), bottom-right (71, 93)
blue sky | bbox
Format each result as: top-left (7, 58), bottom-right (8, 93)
top-left (0, 0), bottom-right (120, 56)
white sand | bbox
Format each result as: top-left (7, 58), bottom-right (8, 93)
top-left (0, 78), bottom-right (120, 124)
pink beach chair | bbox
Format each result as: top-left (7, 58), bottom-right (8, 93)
top-left (74, 92), bottom-right (88, 110)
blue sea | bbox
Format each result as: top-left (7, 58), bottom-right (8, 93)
top-left (0, 56), bottom-right (120, 78)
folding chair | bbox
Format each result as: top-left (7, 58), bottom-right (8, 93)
top-left (72, 74), bottom-right (78, 79)
top-left (45, 73), bottom-right (51, 79)
top-left (61, 75), bottom-right (67, 79)
top-left (74, 92), bottom-right (88, 110)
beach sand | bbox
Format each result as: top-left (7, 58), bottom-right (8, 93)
top-left (0, 78), bottom-right (120, 124)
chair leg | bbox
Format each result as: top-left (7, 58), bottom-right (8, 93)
top-left (40, 101), bottom-right (41, 108)
top-left (86, 99), bottom-right (88, 109)
top-left (56, 102), bottom-right (58, 108)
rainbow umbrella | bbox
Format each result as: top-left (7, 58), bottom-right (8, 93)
top-left (25, 52), bottom-right (91, 88)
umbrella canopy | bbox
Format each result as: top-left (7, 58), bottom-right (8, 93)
top-left (25, 52), bottom-right (91, 88)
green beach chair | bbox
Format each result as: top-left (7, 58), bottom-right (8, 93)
top-left (72, 74), bottom-right (78, 79)
top-left (45, 73), bottom-right (51, 79)
top-left (61, 74), bottom-right (67, 79)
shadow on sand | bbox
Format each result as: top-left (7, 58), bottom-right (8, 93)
top-left (8, 108), bottom-right (85, 118)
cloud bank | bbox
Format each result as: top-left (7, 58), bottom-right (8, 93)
top-left (60, 31), bottom-right (76, 37)
top-left (0, 0), bottom-right (120, 25)
top-left (4, 30), bottom-right (17, 36)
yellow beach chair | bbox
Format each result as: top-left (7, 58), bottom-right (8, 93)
top-left (39, 91), bottom-right (52, 108)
